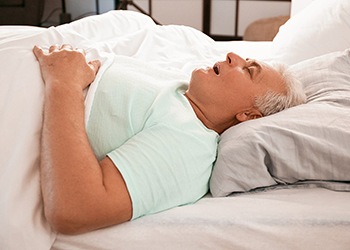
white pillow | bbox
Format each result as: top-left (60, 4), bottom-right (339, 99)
top-left (271, 0), bottom-right (350, 65)
top-left (210, 49), bottom-right (350, 197)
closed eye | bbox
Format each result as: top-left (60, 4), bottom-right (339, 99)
top-left (248, 66), bottom-right (255, 76)
top-left (244, 66), bottom-right (253, 78)
top-left (245, 60), bottom-right (261, 79)
top-left (248, 60), bottom-right (262, 78)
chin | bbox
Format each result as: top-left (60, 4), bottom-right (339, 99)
top-left (191, 68), bottom-right (208, 82)
top-left (193, 67), bottom-right (210, 74)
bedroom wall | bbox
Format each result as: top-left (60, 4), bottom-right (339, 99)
top-left (42, 0), bottom-right (290, 38)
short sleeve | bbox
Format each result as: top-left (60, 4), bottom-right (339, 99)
top-left (108, 122), bottom-right (217, 219)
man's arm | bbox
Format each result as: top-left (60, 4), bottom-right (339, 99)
top-left (33, 45), bottom-right (132, 235)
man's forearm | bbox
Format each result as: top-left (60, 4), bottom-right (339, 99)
top-left (40, 83), bottom-right (105, 232)
top-left (35, 45), bottom-right (132, 234)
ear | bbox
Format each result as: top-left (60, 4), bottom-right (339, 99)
top-left (235, 108), bottom-right (263, 122)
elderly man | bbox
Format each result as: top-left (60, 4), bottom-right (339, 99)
top-left (33, 44), bottom-right (305, 234)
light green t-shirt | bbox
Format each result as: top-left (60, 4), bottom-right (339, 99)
top-left (87, 56), bottom-right (218, 219)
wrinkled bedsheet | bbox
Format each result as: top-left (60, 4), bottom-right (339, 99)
top-left (4, 10), bottom-right (347, 250)
top-left (0, 11), bottom-right (273, 249)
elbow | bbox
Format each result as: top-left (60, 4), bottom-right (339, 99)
top-left (44, 206), bottom-right (87, 235)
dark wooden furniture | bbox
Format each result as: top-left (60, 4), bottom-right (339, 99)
top-left (115, 0), bottom-right (159, 24)
top-left (0, 0), bottom-right (45, 25)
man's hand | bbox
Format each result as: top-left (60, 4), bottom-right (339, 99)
top-left (33, 44), bottom-right (101, 90)
top-left (35, 44), bottom-right (132, 234)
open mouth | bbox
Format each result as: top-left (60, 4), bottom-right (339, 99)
top-left (213, 63), bottom-right (219, 75)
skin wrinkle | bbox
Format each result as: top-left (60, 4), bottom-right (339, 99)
top-left (185, 52), bottom-right (286, 134)
top-left (33, 45), bottom-right (288, 234)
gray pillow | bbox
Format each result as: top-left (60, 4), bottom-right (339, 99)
top-left (210, 49), bottom-right (350, 197)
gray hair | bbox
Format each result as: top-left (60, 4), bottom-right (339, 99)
top-left (255, 63), bottom-right (306, 116)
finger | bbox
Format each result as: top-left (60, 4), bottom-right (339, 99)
top-left (88, 60), bottom-right (101, 75)
top-left (76, 48), bottom-right (86, 55)
top-left (60, 44), bottom-right (73, 50)
top-left (32, 45), bottom-right (45, 61)
top-left (49, 44), bottom-right (59, 53)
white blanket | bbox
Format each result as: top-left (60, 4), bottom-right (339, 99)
top-left (2, 9), bottom-right (350, 250)
top-left (0, 11), bottom-right (273, 249)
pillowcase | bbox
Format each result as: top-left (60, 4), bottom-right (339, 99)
top-left (210, 49), bottom-right (350, 197)
top-left (271, 0), bottom-right (350, 65)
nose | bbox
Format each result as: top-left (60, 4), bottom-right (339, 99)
top-left (226, 52), bottom-right (245, 66)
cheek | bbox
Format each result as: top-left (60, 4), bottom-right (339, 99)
top-left (224, 87), bottom-right (256, 110)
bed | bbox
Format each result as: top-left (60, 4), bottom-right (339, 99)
top-left (1, 0), bottom-right (350, 249)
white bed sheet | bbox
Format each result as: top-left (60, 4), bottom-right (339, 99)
top-left (0, 11), bottom-right (271, 250)
top-left (1, 10), bottom-right (349, 250)
top-left (53, 187), bottom-right (350, 250)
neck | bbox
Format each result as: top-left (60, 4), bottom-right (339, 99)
top-left (184, 93), bottom-right (237, 134)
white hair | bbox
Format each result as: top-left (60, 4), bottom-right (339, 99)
top-left (255, 63), bottom-right (306, 116)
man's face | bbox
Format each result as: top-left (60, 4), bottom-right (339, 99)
top-left (185, 52), bottom-right (285, 131)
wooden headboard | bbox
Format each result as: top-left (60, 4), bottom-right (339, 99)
top-left (202, 0), bottom-right (291, 41)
